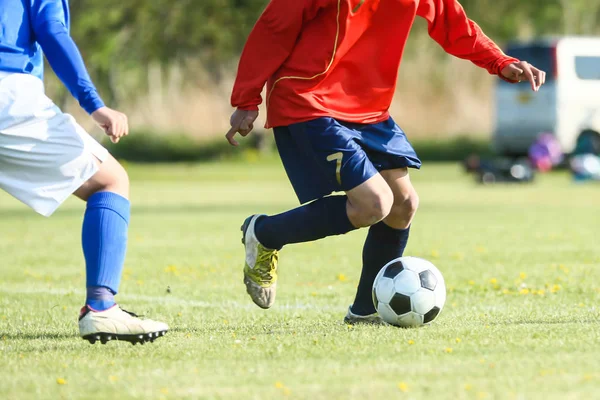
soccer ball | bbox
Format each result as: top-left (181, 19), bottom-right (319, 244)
top-left (372, 256), bottom-right (446, 327)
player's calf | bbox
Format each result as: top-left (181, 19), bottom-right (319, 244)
top-left (75, 155), bottom-right (131, 311)
top-left (350, 168), bottom-right (418, 318)
top-left (75, 155), bottom-right (168, 341)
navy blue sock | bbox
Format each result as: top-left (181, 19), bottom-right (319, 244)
top-left (82, 192), bottom-right (130, 311)
top-left (254, 195), bottom-right (356, 250)
top-left (351, 222), bottom-right (410, 316)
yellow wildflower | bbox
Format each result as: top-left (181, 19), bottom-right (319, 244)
top-left (519, 272), bottom-right (527, 280)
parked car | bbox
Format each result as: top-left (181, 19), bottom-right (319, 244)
top-left (493, 37), bottom-right (600, 156)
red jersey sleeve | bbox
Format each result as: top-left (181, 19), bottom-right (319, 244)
top-left (231, 0), bottom-right (326, 110)
top-left (417, 0), bottom-right (518, 78)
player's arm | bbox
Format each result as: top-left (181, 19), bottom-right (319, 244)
top-left (30, 0), bottom-right (128, 143)
top-left (417, 0), bottom-right (545, 91)
top-left (227, 0), bottom-right (322, 145)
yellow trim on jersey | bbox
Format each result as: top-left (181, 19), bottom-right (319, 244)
top-left (352, 0), bottom-right (365, 13)
top-left (265, 0), bottom-right (342, 114)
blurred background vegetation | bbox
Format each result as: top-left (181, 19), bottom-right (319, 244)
top-left (47, 0), bottom-right (600, 160)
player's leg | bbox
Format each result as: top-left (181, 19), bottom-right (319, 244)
top-left (241, 118), bottom-right (393, 309)
top-left (252, 172), bottom-right (393, 250)
top-left (349, 168), bottom-right (419, 317)
top-left (73, 155), bottom-right (129, 312)
top-left (0, 74), bottom-right (166, 343)
top-left (74, 155), bottom-right (169, 344)
top-left (342, 117), bottom-right (421, 322)
top-left (242, 174), bottom-right (393, 309)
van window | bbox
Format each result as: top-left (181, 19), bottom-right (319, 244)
top-left (500, 45), bottom-right (555, 84)
top-left (575, 56), bottom-right (600, 80)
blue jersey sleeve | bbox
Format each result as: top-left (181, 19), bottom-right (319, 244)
top-left (30, 0), bottom-right (105, 114)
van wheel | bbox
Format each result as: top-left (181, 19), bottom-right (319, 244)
top-left (576, 130), bottom-right (600, 155)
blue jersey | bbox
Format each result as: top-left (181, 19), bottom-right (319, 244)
top-left (0, 0), bottom-right (104, 113)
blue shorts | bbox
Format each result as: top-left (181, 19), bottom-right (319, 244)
top-left (274, 117), bottom-right (421, 204)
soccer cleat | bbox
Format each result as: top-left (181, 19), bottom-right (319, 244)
top-left (79, 305), bottom-right (169, 345)
top-left (241, 214), bottom-right (279, 309)
top-left (343, 306), bottom-right (387, 326)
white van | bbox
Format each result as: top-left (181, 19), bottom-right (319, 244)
top-left (493, 37), bottom-right (600, 156)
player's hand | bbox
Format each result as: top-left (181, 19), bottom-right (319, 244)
top-left (501, 61), bottom-right (546, 92)
top-left (91, 107), bottom-right (129, 144)
top-left (226, 108), bottom-right (259, 146)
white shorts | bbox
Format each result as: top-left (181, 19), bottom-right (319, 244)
top-left (0, 72), bottom-right (108, 217)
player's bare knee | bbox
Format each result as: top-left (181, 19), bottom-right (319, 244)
top-left (103, 162), bottom-right (129, 198)
top-left (387, 190), bottom-right (419, 228)
top-left (76, 158), bottom-right (130, 201)
top-left (373, 189), bottom-right (394, 221)
top-left (399, 190), bottom-right (419, 216)
top-left (352, 188), bottom-right (393, 227)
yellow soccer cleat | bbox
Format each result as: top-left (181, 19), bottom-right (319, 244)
top-left (241, 215), bottom-right (279, 309)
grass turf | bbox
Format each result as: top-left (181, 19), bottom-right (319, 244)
top-left (0, 160), bottom-right (598, 399)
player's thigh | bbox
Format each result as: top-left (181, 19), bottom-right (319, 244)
top-left (379, 168), bottom-right (419, 229)
top-left (278, 118), bottom-right (383, 202)
top-left (0, 73), bottom-right (111, 216)
top-left (283, 118), bottom-right (393, 225)
top-left (73, 154), bottom-right (129, 201)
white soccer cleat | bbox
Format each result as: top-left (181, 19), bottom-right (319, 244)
top-left (79, 305), bottom-right (169, 345)
top-left (343, 306), bottom-right (387, 326)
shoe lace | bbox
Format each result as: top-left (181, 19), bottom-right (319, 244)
top-left (255, 248), bottom-right (278, 282)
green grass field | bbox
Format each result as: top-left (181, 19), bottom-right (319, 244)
top-left (1, 160), bottom-right (598, 399)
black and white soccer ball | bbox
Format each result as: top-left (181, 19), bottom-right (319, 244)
top-left (372, 257), bottom-right (446, 327)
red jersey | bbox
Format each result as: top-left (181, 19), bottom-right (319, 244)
top-left (231, 0), bottom-right (517, 128)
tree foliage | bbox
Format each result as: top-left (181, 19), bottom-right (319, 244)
top-left (67, 0), bottom-right (600, 102)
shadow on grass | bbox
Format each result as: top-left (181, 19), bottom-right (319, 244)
top-left (488, 318), bottom-right (599, 326)
top-left (0, 332), bottom-right (78, 340)
top-left (0, 203), bottom-right (290, 219)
